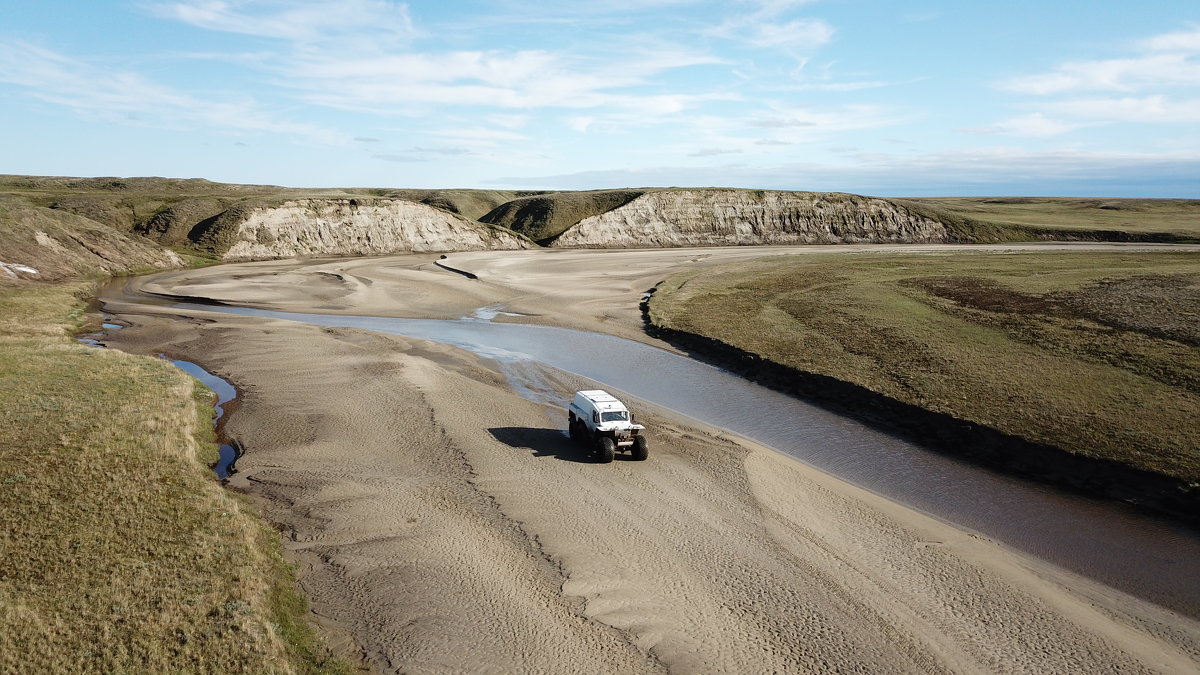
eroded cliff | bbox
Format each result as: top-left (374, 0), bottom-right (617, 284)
top-left (217, 199), bottom-right (531, 259)
top-left (553, 190), bottom-right (952, 248)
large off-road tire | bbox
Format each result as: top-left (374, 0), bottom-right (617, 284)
top-left (596, 436), bottom-right (616, 463)
top-left (631, 435), bottom-right (649, 461)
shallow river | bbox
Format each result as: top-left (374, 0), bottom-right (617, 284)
top-left (155, 300), bottom-right (1200, 618)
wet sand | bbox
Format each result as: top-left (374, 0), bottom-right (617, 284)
top-left (103, 246), bottom-right (1200, 673)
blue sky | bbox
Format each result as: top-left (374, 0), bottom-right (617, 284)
top-left (2, 1), bottom-right (1198, 196)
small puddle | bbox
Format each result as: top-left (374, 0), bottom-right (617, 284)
top-left (77, 316), bottom-right (240, 479)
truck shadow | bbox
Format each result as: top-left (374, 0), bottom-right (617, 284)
top-left (487, 427), bottom-right (608, 463)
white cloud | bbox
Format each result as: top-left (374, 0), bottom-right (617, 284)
top-left (749, 103), bottom-right (902, 134)
top-left (689, 148), bottom-right (743, 157)
top-left (0, 42), bottom-right (345, 143)
top-left (411, 146), bottom-right (475, 156)
top-left (736, 0), bottom-right (822, 15)
top-left (786, 79), bottom-right (891, 92)
top-left (961, 113), bottom-right (1089, 138)
top-left (1045, 95), bottom-right (1200, 123)
top-left (1002, 53), bottom-right (1200, 94)
top-left (985, 25), bottom-right (1200, 138)
top-left (487, 114), bottom-right (531, 130)
top-left (146, 0), bottom-right (416, 44)
top-left (430, 127), bottom-right (531, 146)
top-left (567, 117), bottom-right (595, 133)
top-left (752, 19), bottom-right (836, 48)
top-left (1141, 26), bottom-right (1200, 53)
top-left (555, 101), bottom-right (900, 160)
top-left (373, 153), bottom-right (426, 163)
top-left (705, 0), bottom-right (833, 50)
top-left (294, 54), bottom-right (736, 115)
top-left (146, 2), bottom-right (729, 117)
top-left (708, 17), bottom-right (834, 50)
top-left (752, 118), bottom-right (818, 128)
top-left (1001, 25), bottom-right (1200, 94)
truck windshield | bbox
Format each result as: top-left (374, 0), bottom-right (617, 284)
top-left (601, 411), bottom-right (628, 422)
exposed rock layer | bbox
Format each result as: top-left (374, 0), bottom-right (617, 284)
top-left (554, 190), bottom-right (951, 248)
top-left (220, 199), bottom-right (530, 259)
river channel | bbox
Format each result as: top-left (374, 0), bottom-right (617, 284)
top-left (123, 294), bottom-right (1200, 619)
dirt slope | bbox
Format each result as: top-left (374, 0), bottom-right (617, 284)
top-left (0, 198), bottom-right (182, 281)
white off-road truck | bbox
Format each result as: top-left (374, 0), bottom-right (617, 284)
top-left (568, 390), bottom-right (648, 463)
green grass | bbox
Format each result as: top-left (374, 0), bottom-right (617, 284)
top-left (385, 188), bottom-right (546, 220)
top-left (479, 189), bottom-right (647, 243)
top-left (907, 197), bottom-right (1200, 240)
top-left (649, 251), bottom-right (1200, 484)
top-left (0, 197), bottom-right (184, 281)
top-left (0, 282), bottom-right (347, 673)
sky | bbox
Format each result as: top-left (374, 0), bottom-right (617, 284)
top-left (2, 1), bottom-right (1199, 196)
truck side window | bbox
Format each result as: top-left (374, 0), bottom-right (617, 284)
top-left (593, 411), bottom-right (599, 424)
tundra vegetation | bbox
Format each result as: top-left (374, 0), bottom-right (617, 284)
top-left (648, 251), bottom-right (1200, 488)
top-left (0, 283), bottom-right (346, 673)
top-left (907, 197), bottom-right (1200, 241)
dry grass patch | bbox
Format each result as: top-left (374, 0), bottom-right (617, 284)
top-left (649, 251), bottom-right (1200, 484)
top-left (0, 282), bottom-right (345, 673)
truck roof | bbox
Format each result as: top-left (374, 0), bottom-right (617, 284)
top-left (575, 390), bottom-right (629, 412)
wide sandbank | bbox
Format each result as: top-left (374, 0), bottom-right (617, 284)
top-left (102, 245), bottom-right (1200, 673)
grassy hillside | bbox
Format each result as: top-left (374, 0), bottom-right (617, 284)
top-left (479, 189), bottom-right (645, 244)
top-left (3, 175), bottom-right (1197, 272)
top-left (648, 251), bottom-right (1200, 491)
top-left (0, 197), bottom-right (188, 280)
top-left (0, 175), bottom-right (543, 232)
top-left (907, 197), bottom-right (1200, 242)
top-left (0, 176), bottom-right (539, 261)
top-left (0, 282), bottom-right (346, 672)
top-left (0, 175), bottom-right (297, 233)
top-left (386, 189), bottom-right (546, 220)
top-left (477, 188), bottom-right (1200, 246)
